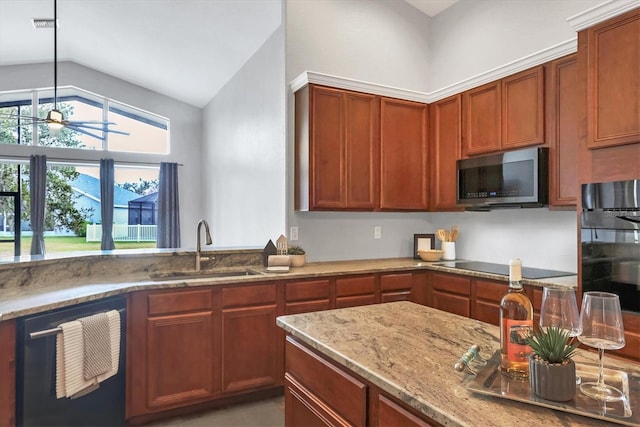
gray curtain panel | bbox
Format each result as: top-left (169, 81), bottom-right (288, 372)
top-left (100, 158), bottom-right (115, 250)
top-left (157, 162), bottom-right (181, 248)
top-left (29, 155), bottom-right (47, 256)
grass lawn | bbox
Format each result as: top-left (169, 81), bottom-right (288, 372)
top-left (0, 236), bottom-right (156, 257)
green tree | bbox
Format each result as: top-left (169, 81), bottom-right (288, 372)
top-left (0, 102), bottom-right (93, 236)
top-left (120, 178), bottom-right (159, 195)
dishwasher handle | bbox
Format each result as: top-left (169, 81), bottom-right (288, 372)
top-left (29, 307), bottom-right (125, 340)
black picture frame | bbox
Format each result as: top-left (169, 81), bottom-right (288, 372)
top-left (413, 234), bottom-right (435, 259)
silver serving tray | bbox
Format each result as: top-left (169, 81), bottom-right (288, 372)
top-left (467, 351), bottom-right (639, 426)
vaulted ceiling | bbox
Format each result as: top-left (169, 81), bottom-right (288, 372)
top-left (0, 0), bottom-right (457, 108)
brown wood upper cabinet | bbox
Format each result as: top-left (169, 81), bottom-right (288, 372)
top-left (295, 84), bottom-right (380, 211)
top-left (295, 84), bottom-right (428, 211)
top-left (429, 94), bottom-right (463, 211)
top-left (380, 97), bottom-right (429, 210)
top-left (546, 54), bottom-right (579, 206)
top-left (585, 8), bottom-right (640, 149)
top-left (463, 66), bottom-right (545, 156)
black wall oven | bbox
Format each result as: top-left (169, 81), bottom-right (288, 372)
top-left (581, 179), bottom-right (640, 313)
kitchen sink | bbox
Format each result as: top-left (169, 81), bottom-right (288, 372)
top-left (150, 268), bottom-right (265, 280)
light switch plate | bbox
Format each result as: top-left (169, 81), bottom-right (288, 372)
top-left (374, 226), bottom-right (382, 239)
top-left (290, 227), bottom-right (299, 241)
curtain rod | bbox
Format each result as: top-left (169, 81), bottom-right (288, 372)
top-left (0, 155), bottom-right (183, 168)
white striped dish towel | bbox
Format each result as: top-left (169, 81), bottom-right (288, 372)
top-left (55, 310), bottom-right (121, 399)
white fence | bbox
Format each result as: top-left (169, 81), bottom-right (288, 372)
top-left (86, 224), bottom-right (157, 242)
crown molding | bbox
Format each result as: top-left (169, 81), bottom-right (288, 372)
top-left (290, 38), bottom-right (577, 104)
top-left (566, 0), bottom-right (640, 32)
top-left (289, 71), bottom-right (429, 103)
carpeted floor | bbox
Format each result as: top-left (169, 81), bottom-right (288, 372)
top-left (146, 396), bottom-right (284, 427)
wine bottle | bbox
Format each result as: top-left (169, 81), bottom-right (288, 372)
top-left (500, 258), bottom-right (533, 379)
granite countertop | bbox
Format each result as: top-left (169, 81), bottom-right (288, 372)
top-left (276, 301), bottom-right (639, 427)
top-left (0, 252), bottom-right (576, 321)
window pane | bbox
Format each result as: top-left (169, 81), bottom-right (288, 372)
top-left (107, 105), bottom-right (169, 154)
top-left (38, 97), bottom-right (104, 149)
top-left (0, 99), bottom-right (33, 145)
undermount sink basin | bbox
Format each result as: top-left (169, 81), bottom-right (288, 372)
top-left (150, 268), bottom-right (264, 281)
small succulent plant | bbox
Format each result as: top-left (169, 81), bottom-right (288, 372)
top-left (287, 246), bottom-right (305, 255)
top-left (527, 326), bottom-right (579, 364)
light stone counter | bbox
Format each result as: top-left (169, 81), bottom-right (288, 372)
top-left (277, 301), bottom-right (638, 427)
top-left (0, 251), bottom-right (576, 321)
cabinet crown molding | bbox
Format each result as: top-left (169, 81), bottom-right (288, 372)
top-left (291, 39), bottom-right (576, 104)
top-left (566, 0), bottom-right (640, 31)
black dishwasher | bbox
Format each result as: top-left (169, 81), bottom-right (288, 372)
top-left (16, 295), bottom-right (126, 427)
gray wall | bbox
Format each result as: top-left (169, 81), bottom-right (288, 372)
top-left (284, 0), bottom-right (598, 272)
top-left (202, 23), bottom-right (286, 248)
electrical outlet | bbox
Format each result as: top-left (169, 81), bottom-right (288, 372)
top-left (374, 226), bottom-right (382, 239)
top-left (290, 226), bottom-right (299, 241)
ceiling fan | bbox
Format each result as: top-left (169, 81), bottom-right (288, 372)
top-left (0, 0), bottom-right (128, 141)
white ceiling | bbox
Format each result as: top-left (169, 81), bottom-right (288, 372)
top-left (0, 0), bottom-right (456, 108)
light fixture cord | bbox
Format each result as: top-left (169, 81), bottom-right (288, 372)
top-left (53, 0), bottom-right (57, 109)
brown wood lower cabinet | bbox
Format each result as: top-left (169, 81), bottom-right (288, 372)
top-left (221, 284), bottom-right (283, 393)
top-left (0, 320), bottom-right (16, 427)
top-left (430, 272), bottom-right (471, 317)
top-left (380, 273), bottom-right (413, 303)
top-left (285, 279), bottom-right (332, 315)
top-left (336, 275), bottom-right (377, 308)
top-left (284, 336), bottom-right (442, 427)
top-left (128, 289), bottom-right (220, 418)
top-left (127, 282), bottom-right (284, 422)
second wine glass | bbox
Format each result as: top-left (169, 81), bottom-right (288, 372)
top-left (577, 291), bottom-right (626, 402)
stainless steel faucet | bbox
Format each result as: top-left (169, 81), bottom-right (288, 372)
top-left (196, 219), bottom-right (213, 271)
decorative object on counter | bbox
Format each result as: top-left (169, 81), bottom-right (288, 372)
top-left (577, 291), bottom-right (627, 402)
top-left (437, 226), bottom-right (458, 260)
top-left (418, 249), bottom-right (443, 262)
top-left (262, 240), bottom-right (277, 267)
top-left (267, 254), bottom-right (290, 273)
top-left (413, 234), bottom-right (435, 259)
top-left (287, 246), bottom-right (306, 267)
top-left (468, 350), bottom-right (637, 425)
top-left (499, 258), bottom-right (533, 379)
top-left (527, 326), bottom-right (580, 401)
top-left (276, 234), bottom-right (288, 255)
top-left (454, 344), bottom-right (487, 375)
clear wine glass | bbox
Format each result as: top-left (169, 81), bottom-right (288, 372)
top-left (539, 286), bottom-right (582, 337)
top-left (577, 291), bottom-right (626, 402)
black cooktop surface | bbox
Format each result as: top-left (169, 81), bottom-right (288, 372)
top-left (436, 261), bottom-right (575, 279)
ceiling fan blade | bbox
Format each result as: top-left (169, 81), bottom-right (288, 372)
top-left (64, 124), bottom-right (105, 140)
top-left (66, 120), bottom-right (117, 125)
top-left (65, 122), bottom-right (130, 136)
top-left (103, 128), bottom-right (130, 136)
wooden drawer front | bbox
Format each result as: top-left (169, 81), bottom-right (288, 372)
top-left (221, 283), bottom-right (276, 308)
top-left (377, 393), bottom-right (433, 427)
top-left (474, 300), bottom-right (500, 326)
top-left (475, 279), bottom-right (506, 303)
top-left (286, 280), bottom-right (331, 302)
top-left (148, 289), bottom-right (212, 316)
top-left (286, 300), bottom-right (332, 315)
top-left (432, 273), bottom-right (471, 296)
top-left (336, 275), bottom-right (376, 297)
top-left (286, 337), bottom-right (367, 426)
top-left (336, 295), bottom-right (377, 309)
top-left (432, 291), bottom-right (470, 318)
top-left (285, 374), bottom-right (352, 427)
top-left (381, 291), bottom-right (411, 303)
top-left (380, 273), bottom-right (412, 291)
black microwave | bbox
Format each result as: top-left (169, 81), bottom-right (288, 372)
top-left (456, 147), bottom-right (548, 209)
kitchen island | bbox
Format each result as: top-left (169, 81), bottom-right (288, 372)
top-left (277, 301), bottom-right (639, 426)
